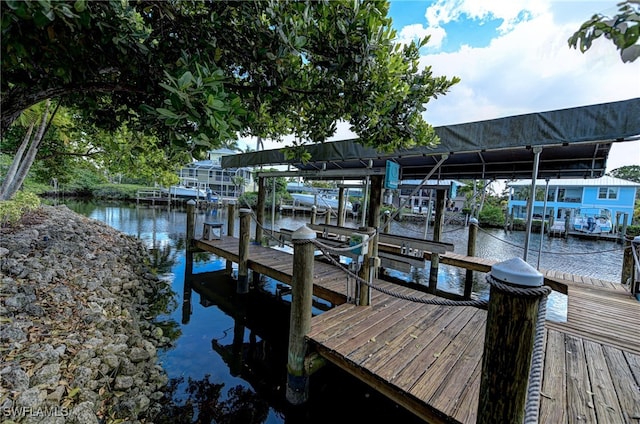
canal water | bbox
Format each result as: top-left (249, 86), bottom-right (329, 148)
top-left (65, 201), bottom-right (624, 423)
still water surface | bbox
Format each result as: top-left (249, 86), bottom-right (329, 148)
top-left (66, 201), bottom-right (624, 423)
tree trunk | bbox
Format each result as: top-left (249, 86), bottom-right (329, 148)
top-left (1, 100), bottom-right (51, 200)
top-left (0, 122), bottom-right (34, 199)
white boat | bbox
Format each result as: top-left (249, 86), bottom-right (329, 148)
top-left (165, 178), bottom-right (208, 199)
top-left (573, 215), bottom-right (612, 234)
top-left (291, 193), bottom-right (353, 211)
top-left (167, 185), bottom-right (207, 199)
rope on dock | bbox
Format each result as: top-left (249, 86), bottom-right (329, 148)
top-left (486, 274), bottom-right (551, 424)
top-left (302, 238), bottom-right (489, 308)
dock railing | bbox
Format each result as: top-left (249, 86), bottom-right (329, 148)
top-left (136, 189), bottom-right (167, 204)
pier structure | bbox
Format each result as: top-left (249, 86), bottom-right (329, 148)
top-left (185, 100), bottom-right (639, 422)
top-left (185, 198), bottom-right (640, 423)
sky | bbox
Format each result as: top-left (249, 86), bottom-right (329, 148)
top-left (239, 0), bottom-right (640, 174)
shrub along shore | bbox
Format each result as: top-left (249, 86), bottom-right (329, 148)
top-left (0, 205), bottom-right (172, 423)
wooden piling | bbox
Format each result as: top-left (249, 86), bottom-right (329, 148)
top-left (226, 202), bottom-right (236, 273)
top-left (478, 258), bottom-right (545, 424)
top-left (237, 208), bottom-right (251, 294)
top-left (621, 236), bottom-right (639, 296)
top-left (366, 175), bottom-right (383, 287)
top-left (286, 225), bottom-right (316, 405)
top-left (464, 217), bottom-right (478, 299)
top-left (357, 228), bottom-right (376, 306)
top-left (428, 189), bottom-right (446, 294)
top-left (621, 213), bottom-right (629, 243)
top-left (338, 187), bottom-right (346, 227)
top-left (256, 176), bottom-right (265, 245)
top-left (633, 237), bottom-right (640, 297)
top-left (383, 210), bottom-right (391, 234)
top-left (325, 208), bottom-right (331, 225)
top-left (310, 205), bottom-right (317, 225)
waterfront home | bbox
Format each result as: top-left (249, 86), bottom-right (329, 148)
top-left (397, 179), bottom-right (466, 213)
top-left (176, 148), bottom-right (253, 200)
top-left (506, 176), bottom-right (639, 229)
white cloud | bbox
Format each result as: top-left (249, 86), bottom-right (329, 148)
top-left (420, 5), bottom-right (640, 126)
top-left (395, 23), bottom-right (446, 49)
top-left (425, 0), bottom-right (548, 33)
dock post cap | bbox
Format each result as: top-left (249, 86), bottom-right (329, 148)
top-left (187, 200), bottom-right (196, 205)
top-left (469, 217), bottom-right (479, 224)
top-left (633, 236), bottom-right (640, 244)
top-left (292, 225), bottom-right (316, 240)
top-left (384, 210), bottom-right (390, 215)
top-left (311, 205), bottom-right (317, 210)
top-left (490, 257), bottom-right (543, 287)
top-left (239, 208), bottom-right (252, 214)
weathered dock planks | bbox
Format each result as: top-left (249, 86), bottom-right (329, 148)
top-left (195, 235), bottom-right (640, 423)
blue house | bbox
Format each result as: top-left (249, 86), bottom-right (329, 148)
top-left (507, 176), bottom-right (639, 231)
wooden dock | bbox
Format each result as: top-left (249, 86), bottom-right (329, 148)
top-left (193, 235), bottom-right (640, 423)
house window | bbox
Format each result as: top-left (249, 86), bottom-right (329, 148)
top-left (546, 188), bottom-right (556, 202)
top-left (557, 188), bottom-right (581, 203)
top-left (598, 187), bottom-right (618, 200)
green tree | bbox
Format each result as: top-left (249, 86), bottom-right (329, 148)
top-left (608, 165), bottom-right (640, 183)
top-left (1, 103), bottom-right (180, 199)
top-left (2, 0), bottom-right (459, 199)
top-left (0, 100), bottom-right (53, 199)
top-left (569, 1), bottom-right (640, 63)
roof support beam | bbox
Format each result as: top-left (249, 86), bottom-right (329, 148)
top-left (523, 147), bottom-right (542, 262)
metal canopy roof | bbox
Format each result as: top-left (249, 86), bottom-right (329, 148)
top-left (221, 98), bottom-right (640, 180)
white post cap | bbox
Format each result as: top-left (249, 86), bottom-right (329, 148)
top-left (187, 200), bottom-right (196, 205)
top-left (239, 208), bottom-right (252, 214)
top-left (469, 217), bottom-right (479, 224)
top-left (491, 257), bottom-right (543, 287)
top-left (292, 225), bottom-right (316, 240)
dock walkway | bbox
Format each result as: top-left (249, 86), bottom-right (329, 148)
top-left (194, 235), bottom-right (640, 423)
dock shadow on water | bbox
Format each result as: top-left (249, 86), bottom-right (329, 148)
top-left (155, 259), bottom-right (426, 424)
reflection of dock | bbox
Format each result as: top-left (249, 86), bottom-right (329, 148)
top-left (193, 234), bottom-right (640, 423)
top-left (136, 190), bottom-right (170, 205)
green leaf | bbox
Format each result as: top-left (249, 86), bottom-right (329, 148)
top-left (294, 35), bottom-right (307, 48)
top-left (74, 0), bottom-right (87, 13)
top-left (156, 108), bottom-right (181, 119)
top-left (59, 4), bottom-right (78, 19)
top-left (5, 1), bottom-right (21, 10)
top-left (177, 71), bottom-right (193, 89)
top-left (210, 99), bottom-right (226, 111)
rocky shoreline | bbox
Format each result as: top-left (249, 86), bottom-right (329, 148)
top-left (1, 205), bottom-right (173, 423)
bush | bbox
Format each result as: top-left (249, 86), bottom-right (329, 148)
top-left (0, 191), bottom-right (41, 227)
top-left (478, 205), bottom-right (505, 227)
top-left (625, 225), bottom-right (640, 238)
top-left (237, 192), bottom-right (258, 209)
